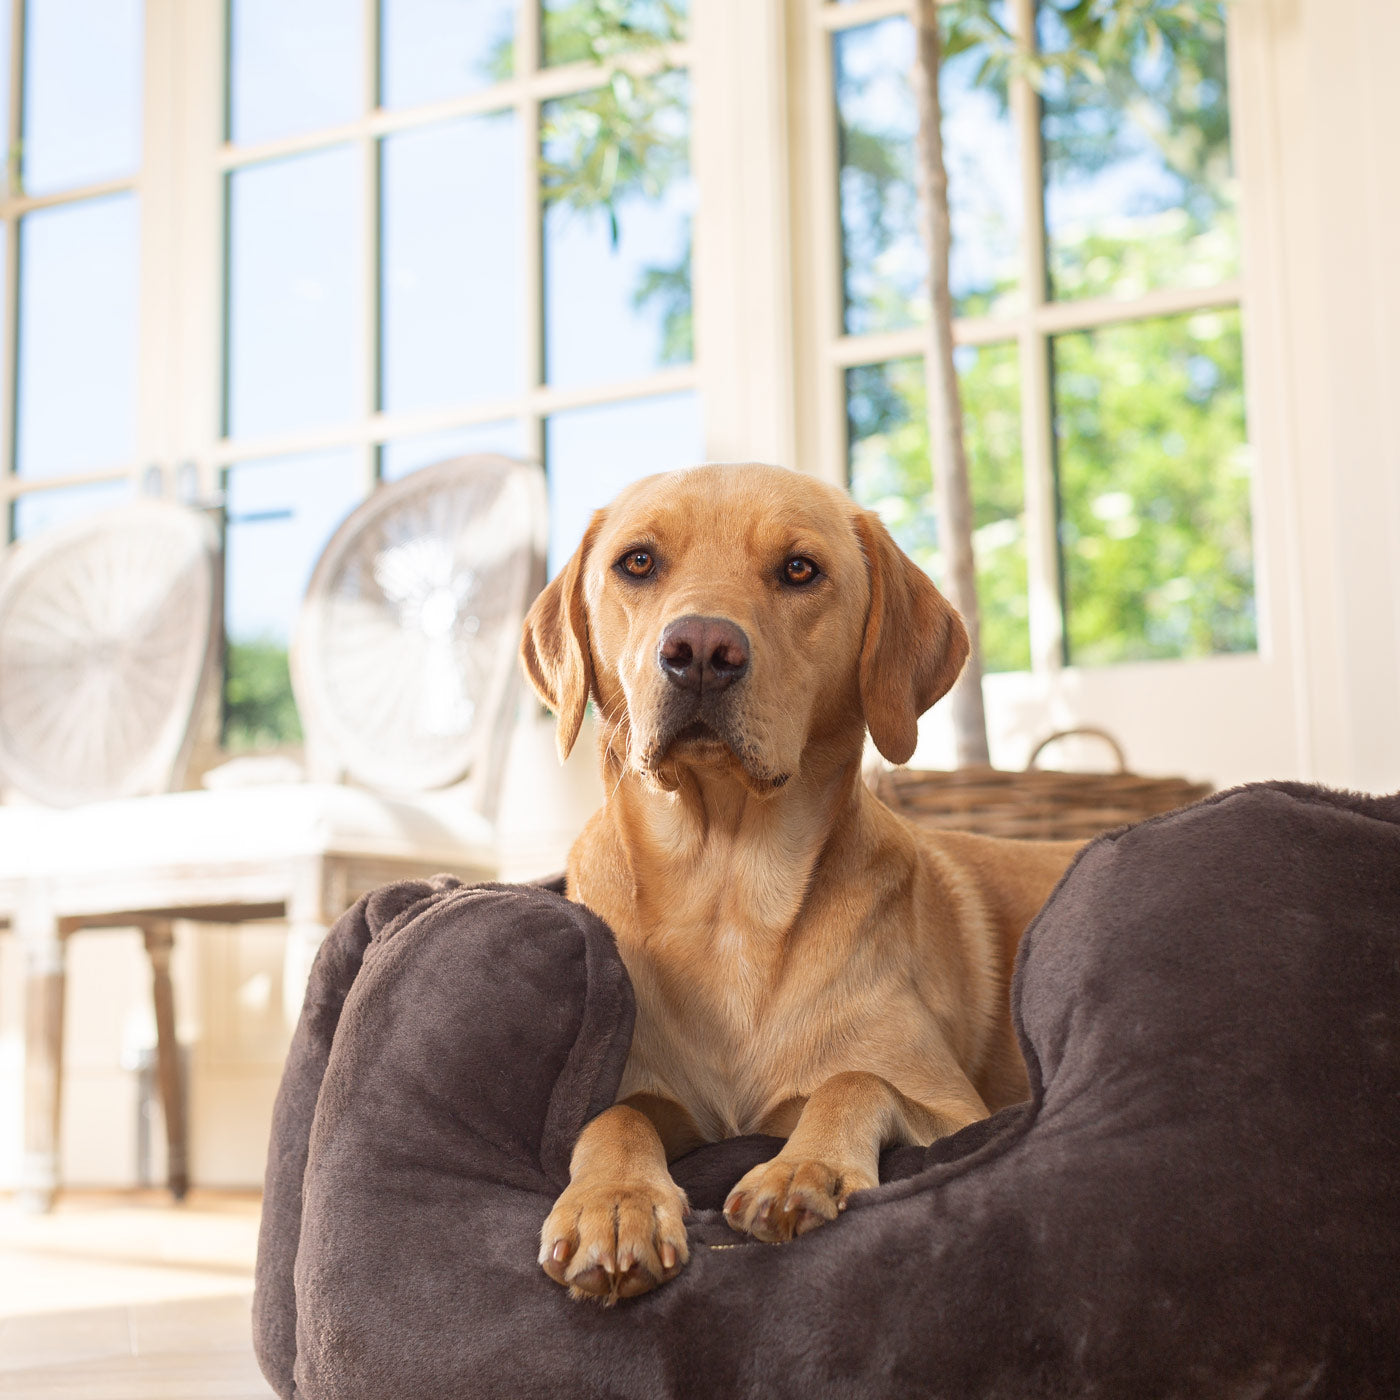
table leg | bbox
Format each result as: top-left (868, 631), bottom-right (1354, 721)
top-left (284, 875), bottom-right (331, 1027)
top-left (142, 920), bottom-right (189, 1202)
top-left (19, 907), bottom-right (65, 1214)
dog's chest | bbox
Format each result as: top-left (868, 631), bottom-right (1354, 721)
top-left (614, 909), bottom-right (830, 1139)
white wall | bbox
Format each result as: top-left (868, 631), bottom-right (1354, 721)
top-left (1232, 0), bottom-right (1400, 794)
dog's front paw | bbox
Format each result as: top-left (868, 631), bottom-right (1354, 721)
top-left (539, 1176), bottom-right (690, 1305)
top-left (723, 1156), bottom-right (875, 1243)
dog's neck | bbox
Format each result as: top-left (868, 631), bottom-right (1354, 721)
top-left (590, 723), bottom-right (868, 941)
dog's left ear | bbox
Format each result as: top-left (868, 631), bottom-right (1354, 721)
top-left (853, 508), bottom-right (970, 765)
top-left (520, 511), bottom-right (604, 762)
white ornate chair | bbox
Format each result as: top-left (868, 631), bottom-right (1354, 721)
top-left (0, 456), bottom-right (547, 1209)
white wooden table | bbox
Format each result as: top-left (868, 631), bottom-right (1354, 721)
top-left (0, 784), bottom-right (496, 1211)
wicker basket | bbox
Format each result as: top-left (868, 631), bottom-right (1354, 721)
top-left (872, 727), bottom-right (1212, 842)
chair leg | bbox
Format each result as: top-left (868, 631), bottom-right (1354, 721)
top-left (142, 921), bottom-right (189, 1202)
top-left (19, 904), bottom-right (65, 1213)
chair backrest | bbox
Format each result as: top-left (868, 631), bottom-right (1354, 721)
top-left (291, 455), bottom-right (547, 820)
top-left (0, 500), bottom-right (221, 807)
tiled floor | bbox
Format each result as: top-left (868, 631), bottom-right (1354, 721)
top-left (0, 1191), bottom-right (274, 1399)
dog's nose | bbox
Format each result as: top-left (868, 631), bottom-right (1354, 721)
top-left (658, 615), bottom-right (750, 694)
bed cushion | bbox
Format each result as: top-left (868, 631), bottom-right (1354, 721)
top-left (254, 782), bottom-right (1400, 1400)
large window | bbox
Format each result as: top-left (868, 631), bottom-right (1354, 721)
top-left (824, 0), bottom-right (1251, 673)
top-left (219, 0), bottom-right (701, 748)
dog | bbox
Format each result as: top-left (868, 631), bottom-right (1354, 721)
top-left (519, 463), bottom-right (1079, 1304)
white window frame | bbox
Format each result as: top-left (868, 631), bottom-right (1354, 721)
top-left (210, 1), bottom-right (700, 497)
top-left (779, 0), bottom-right (1309, 784)
top-left (796, 0), bottom-right (1248, 676)
top-left (0, 0), bottom-right (149, 535)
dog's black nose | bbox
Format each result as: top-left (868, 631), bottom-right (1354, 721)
top-left (658, 615), bottom-right (750, 694)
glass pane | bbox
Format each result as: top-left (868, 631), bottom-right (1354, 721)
top-left (229, 0), bottom-right (362, 145)
top-left (834, 9), bottom-right (1020, 335)
top-left (12, 480), bottom-right (132, 540)
top-left (542, 70), bottom-right (693, 389)
top-left (381, 421), bottom-right (527, 481)
top-left (381, 114), bottom-right (522, 416)
top-left (227, 146), bottom-right (363, 440)
top-left (0, 2), bottom-right (9, 164)
top-left (848, 347), bottom-right (1028, 673)
top-left (17, 195), bottom-right (140, 479)
top-left (223, 449), bottom-right (363, 750)
top-left (1054, 308), bottom-right (1254, 664)
top-left (381, 0), bottom-right (515, 108)
top-left (545, 390), bottom-right (702, 574)
top-left (542, 0), bottom-right (687, 68)
top-left (1039, 0), bottom-right (1239, 302)
top-left (22, 0), bottom-right (142, 195)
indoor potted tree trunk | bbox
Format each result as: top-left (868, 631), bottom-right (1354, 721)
top-left (911, 0), bottom-right (991, 767)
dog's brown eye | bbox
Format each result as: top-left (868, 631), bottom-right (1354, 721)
top-left (783, 556), bottom-right (819, 586)
top-left (619, 549), bottom-right (655, 579)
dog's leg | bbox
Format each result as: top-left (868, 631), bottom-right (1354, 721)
top-left (539, 1095), bottom-right (697, 1304)
top-left (723, 1070), bottom-right (985, 1243)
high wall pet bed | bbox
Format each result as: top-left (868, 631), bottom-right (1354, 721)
top-left (254, 782), bottom-right (1400, 1400)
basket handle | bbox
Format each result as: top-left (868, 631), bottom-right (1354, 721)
top-left (1025, 726), bottom-right (1128, 775)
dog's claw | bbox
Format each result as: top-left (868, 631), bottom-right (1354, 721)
top-left (725, 1157), bottom-right (870, 1243)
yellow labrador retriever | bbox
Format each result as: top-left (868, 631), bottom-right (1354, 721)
top-left (520, 463), bottom-right (1077, 1304)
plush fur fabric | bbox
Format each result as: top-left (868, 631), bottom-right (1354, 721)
top-left (254, 783), bottom-right (1400, 1400)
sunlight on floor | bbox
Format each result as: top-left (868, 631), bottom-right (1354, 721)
top-left (0, 1191), bottom-right (273, 1399)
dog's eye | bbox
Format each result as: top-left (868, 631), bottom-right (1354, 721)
top-left (782, 556), bottom-right (819, 586)
top-left (618, 549), bottom-right (655, 579)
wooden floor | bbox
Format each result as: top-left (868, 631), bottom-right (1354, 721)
top-left (0, 1191), bottom-right (274, 1399)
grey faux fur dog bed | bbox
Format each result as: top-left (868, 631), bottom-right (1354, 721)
top-left (254, 782), bottom-right (1400, 1400)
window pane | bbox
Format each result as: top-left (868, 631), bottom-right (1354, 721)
top-left (542, 70), bottom-right (693, 389)
top-left (382, 114), bottom-right (522, 416)
top-left (227, 147), bottom-right (363, 440)
top-left (1054, 309), bottom-right (1254, 664)
top-left (0, 1), bottom-right (9, 161)
top-left (381, 0), bottom-right (515, 108)
top-left (229, 0), bottom-right (362, 145)
top-left (542, 0), bottom-right (686, 67)
top-left (17, 196), bottom-right (139, 479)
top-left (545, 390), bottom-right (701, 574)
top-left (1039, 1), bottom-right (1239, 302)
top-left (22, 0), bottom-right (142, 195)
top-left (834, 9), bottom-right (1020, 335)
top-left (381, 421), bottom-right (528, 482)
top-left (12, 480), bottom-right (132, 541)
top-left (223, 450), bottom-right (362, 750)
top-left (848, 347), bottom-right (1028, 673)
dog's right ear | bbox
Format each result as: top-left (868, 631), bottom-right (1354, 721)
top-left (520, 512), bottom-right (603, 762)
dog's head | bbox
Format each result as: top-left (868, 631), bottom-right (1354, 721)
top-left (520, 464), bottom-right (967, 792)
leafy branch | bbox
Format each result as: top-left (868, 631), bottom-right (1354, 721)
top-left (538, 1), bottom-right (688, 247)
